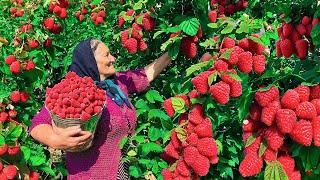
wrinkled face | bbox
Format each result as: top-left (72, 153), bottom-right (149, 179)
top-left (92, 41), bottom-right (117, 80)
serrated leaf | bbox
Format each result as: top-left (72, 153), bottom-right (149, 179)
top-left (264, 161), bottom-right (289, 180)
top-left (127, 150), bottom-right (137, 157)
top-left (29, 156), bottom-right (46, 166)
top-left (311, 24), bottom-right (320, 46)
top-left (179, 18), bottom-right (200, 36)
top-left (220, 48), bottom-right (233, 60)
top-left (245, 134), bottom-right (257, 147)
top-left (208, 72), bottom-right (218, 86)
top-left (228, 72), bottom-right (242, 82)
top-left (146, 90), bottom-right (164, 103)
top-left (208, 23), bottom-right (218, 28)
top-left (129, 166), bottom-right (141, 178)
top-left (168, 42), bottom-right (180, 60)
top-left (148, 127), bottom-right (161, 141)
top-left (259, 140), bottom-right (268, 157)
top-left (175, 127), bottom-right (187, 143)
top-left (6, 125), bottom-right (22, 142)
top-left (199, 38), bottom-right (217, 48)
top-left (221, 22), bottom-right (236, 34)
top-left (186, 60), bottom-right (213, 77)
top-left (21, 146), bottom-right (31, 161)
top-left (148, 109), bottom-right (170, 120)
top-left (171, 97), bottom-right (185, 113)
top-left (141, 142), bottom-right (163, 155)
top-left (248, 36), bottom-right (264, 45)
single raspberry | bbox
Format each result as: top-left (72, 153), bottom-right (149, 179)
top-left (3, 165), bottom-right (17, 179)
top-left (290, 119), bottom-right (313, 146)
top-left (281, 89), bottom-right (300, 110)
top-left (276, 41), bottom-right (282, 57)
top-left (80, 111), bottom-right (91, 121)
top-left (165, 142), bottom-right (179, 159)
top-left (280, 39), bottom-right (294, 58)
top-left (209, 81), bottom-right (230, 105)
top-left (124, 38), bottom-right (138, 54)
top-left (242, 119), bottom-right (262, 132)
top-left (238, 38), bottom-right (250, 50)
top-left (208, 10), bottom-right (217, 23)
top-left (131, 29), bottom-right (142, 40)
top-left (301, 16), bottom-right (311, 25)
top-left (164, 98), bottom-right (174, 117)
top-left (176, 160), bottom-right (190, 177)
top-left (229, 80), bottom-right (242, 98)
top-left (10, 91), bottom-right (20, 103)
top-left (29, 171), bottom-right (40, 180)
top-left (296, 24), bottom-right (306, 35)
top-left (139, 40), bottom-right (148, 51)
top-left (310, 85), bottom-right (320, 100)
top-left (188, 104), bottom-right (205, 125)
top-left (188, 90), bottom-right (199, 99)
top-left (25, 60), bottom-right (35, 71)
top-left (191, 70), bottom-right (214, 94)
top-left (278, 155), bottom-right (295, 177)
top-left (242, 132), bottom-right (252, 143)
top-left (295, 39), bottom-right (308, 60)
top-left (220, 69), bottom-right (237, 84)
top-left (8, 145), bottom-right (20, 155)
top-left (306, 24), bottom-right (312, 37)
top-left (194, 119), bottom-right (213, 138)
top-left (312, 18), bottom-right (320, 25)
top-left (0, 144), bottom-right (8, 155)
top-left (263, 148), bottom-right (277, 162)
top-left (58, 8), bottom-right (67, 19)
top-left (213, 59), bottom-right (229, 72)
top-left (8, 110), bottom-right (17, 118)
top-left (191, 153), bottom-right (210, 176)
top-left (171, 130), bottom-right (181, 149)
top-left (255, 86), bottom-right (279, 107)
top-left (239, 153), bottom-right (263, 177)
top-left (294, 85), bottom-right (310, 102)
top-left (252, 55), bottom-right (266, 74)
top-left (196, 27), bottom-right (203, 39)
top-left (295, 102), bottom-right (317, 119)
top-left (126, 9), bottom-right (135, 16)
top-left (222, 37), bottom-right (235, 48)
top-left (43, 17), bottom-right (54, 30)
top-left (289, 171), bottom-right (301, 180)
top-left (10, 61), bottom-right (21, 74)
top-left (183, 146), bottom-right (200, 166)
top-left (5, 55), bottom-right (16, 65)
top-left (28, 39), bottom-right (39, 49)
top-left (289, 29), bottom-right (301, 43)
top-left (209, 154), bottom-right (219, 164)
top-left (98, 10), bottom-right (106, 18)
top-left (52, 24), bottom-right (61, 34)
top-left (186, 133), bottom-right (198, 146)
top-left (249, 103), bottom-right (262, 121)
top-left (312, 116), bottom-right (320, 147)
top-left (264, 125), bottom-right (284, 151)
top-left (118, 16), bottom-right (125, 27)
top-left (237, 51), bottom-right (253, 73)
top-left (161, 169), bottom-right (172, 180)
top-left (244, 135), bottom-right (262, 156)
top-left (197, 137), bottom-right (218, 158)
top-left (20, 92), bottom-right (29, 102)
top-left (0, 112), bottom-right (8, 122)
top-left (120, 30), bottom-right (129, 46)
top-left (44, 38), bottom-right (52, 48)
top-left (142, 17), bottom-right (155, 31)
top-left (220, 46), bottom-right (244, 65)
top-left (311, 99), bottom-right (320, 115)
top-left (180, 38), bottom-right (197, 59)
top-left (276, 109), bottom-right (297, 134)
top-left (250, 40), bottom-right (265, 55)
top-left (282, 23), bottom-right (293, 38)
top-left (261, 100), bottom-right (281, 126)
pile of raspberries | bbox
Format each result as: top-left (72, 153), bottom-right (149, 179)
top-left (276, 16), bottom-right (320, 60)
top-left (208, 0), bottom-right (248, 23)
top-left (239, 84), bottom-right (320, 178)
top-left (119, 10), bottom-right (155, 54)
top-left (45, 72), bottom-right (106, 121)
top-left (161, 103), bottom-right (219, 179)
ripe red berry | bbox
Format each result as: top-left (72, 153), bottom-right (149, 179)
top-left (208, 10), bottom-right (217, 23)
top-left (281, 89), bottom-right (300, 110)
top-left (280, 39), bottom-right (293, 58)
top-left (10, 91), bottom-right (20, 103)
top-left (290, 119), bottom-right (313, 146)
top-left (294, 85), bottom-right (310, 102)
top-left (222, 37), bottom-right (235, 48)
top-left (210, 81), bottom-right (230, 104)
top-left (301, 16), bottom-right (311, 25)
top-left (295, 39), bottom-right (308, 60)
top-left (276, 109), bottom-right (297, 134)
top-left (20, 91), bottom-right (30, 102)
top-left (5, 55), bottom-right (16, 65)
top-left (296, 102), bottom-right (317, 119)
top-left (0, 144), bottom-right (8, 155)
top-left (29, 171), bottom-right (40, 180)
top-left (25, 60), bottom-right (35, 71)
top-left (98, 10), bottom-right (106, 18)
top-left (3, 165), bottom-right (17, 179)
top-left (239, 153), bottom-right (263, 177)
top-left (252, 55), bottom-right (266, 74)
top-left (44, 38), bottom-right (53, 48)
top-left (124, 38), bottom-right (138, 54)
top-left (282, 23), bottom-right (293, 38)
top-left (10, 61), bottom-right (21, 74)
top-left (237, 51), bottom-right (253, 73)
top-left (28, 39), bottom-right (39, 49)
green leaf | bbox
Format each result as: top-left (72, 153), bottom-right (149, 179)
top-left (141, 142), bottom-right (163, 155)
top-left (148, 109), bottom-right (170, 120)
top-left (221, 22), bottom-right (236, 34)
top-left (171, 97), bottom-right (185, 113)
top-left (311, 24), bottom-right (320, 47)
top-left (92, 0), bottom-right (103, 5)
top-left (208, 72), bottom-right (218, 86)
top-left (186, 60), bottom-right (213, 77)
top-left (21, 146), bottom-right (31, 161)
top-left (158, 161), bottom-right (168, 169)
top-left (153, 31), bottom-right (164, 39)
top-left (119, 136), bottom-right (129, 149)
top-left (133, 2), bottom-right (143, 10)
top-left (264, 161), bottom-right (288, 180)
top-left (127, 150), bottom-right (137, 157)
top-left (0, 135), bottom-right (5, 146)
top-left (129, 166), bottom-right (141, 178)
top-left (179, 18), bottom-right (200, 36)
top-left (248, 36), bottom-right (264, 45)
top-left (208, 23), bottom-right (218, 28)
top-left (228, 72), bottom-right (242, 82)
top-left (245, 134), bottom-right (257, 148)
top-left (259, 140), bottom-right (268, 157)
top-left (168, 42), bottom-right (180, 60)
top-left (146, 90), bottom-right (164, 103)
top-left (148, 127), bottom-right (161, 141)
top-left (29, 156), bottom-right (46, 166)
top-left (220, 48), bottom-right (233, 60)
top-left (6, 125), bottom-right (22, 142)
top-left (135, 99), bottom-right (150, 110)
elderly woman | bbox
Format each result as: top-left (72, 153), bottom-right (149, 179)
top-left (29, 38), bottom-right (172, 179)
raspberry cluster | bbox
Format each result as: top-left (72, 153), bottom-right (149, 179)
top-left (90, 9), bottom-right (106, 26)
top-left (9, 0), bottom-right (24, 18)
top-left (48, 0), bottom-right (69, 19)
top-left (209, 0), bottom-right (248, 20)
top-left (276, 16), bottom-right (320, 60)
top-left (20, 24), bottom-right (33, 33)
top-left (0, 163), bottom-right (17, 180)
top-left (10, 91), bottom-right (29, 103)
top-left (4, 55), bottom-right (35, 74)
top-left (239, 84), bottom-right (320, 178)
top-left (161, 104), bottom-right (219, 179)
top-left (119, 10), bottom-right (154, 54)
top-left (43, 17), bottom-right (62, 34)
top-left (0, 103), bottom-right (19, 124)
top-left (177, 27), bottom-right (203, 59)
top-left (45, 72), bottom-right (106, 121)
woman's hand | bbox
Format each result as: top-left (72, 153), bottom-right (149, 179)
top-left (51, 123), bottom-right (93, 151)
top-left (144, 52), bottom-right (172, 82)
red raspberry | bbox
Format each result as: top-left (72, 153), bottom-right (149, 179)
top-left (191, 70), bottom-right (214, 94)
top-left (239, 153), bottom-right (263, 177)
top-left (180, 38), bottom-right (197, 59)
top-left (276, 109), bottom-right (297, 134)
top-left (282, 23), bottom-right (293, 38)
top-left (220, 69), bottom-right (237, 84)
top-left (280, 39), bottom-right (294, 58)
top-left (312, 116), bottom-right (320, 147)
top-left (188, 104), bottom-right (205, 125)
top-left (188, 90), bottom-right (199, 99)
top-left (296, 24), bottom-right (306, 35)
top-left (294, 85), bottom-right (310, 102)
top-left (176, 160), bottom-right (190, 177)
top-left (261, 100), bottom-right (281, 126)
top-left (296, 102), bottom-right (317, 119)
top-left (255, 86), bottom-right (279, 107)
top-left (191, 153), bottom-right (210, 176)
top-left (98, 10), bottom-right (106, 18)
top-left (29, 171), bottom-right (40, 180)
top-left (126, 9), bottom-right (135, 16)
top-left (289, 171), bottom-right (301, 180)
top-left (289, 29), bottom-right (301, 43)
top-left (5, 55), bottom-right (16, 65)
top-left (52, 24), bottom-right (61, 34)
top-left (118, 16), bottom-right (124, 27)
top-left (295, 39), bottom-right (308, 60)
top-left (124, 38), bottom-right (138, 54)
top-left (0, 144), bottom-right (8, 155)
top-left (44, 38), bottom-right (52, 48)
top-left (8, 110), bottom-right (17, 118)
top-left (10, 91), bottom-right (20, 103)
top-left (213, 59), bottom-right (229, 71)
top-left (197, 137), bottom-right (218, 158)
top-left (59, 8), bottom-right (67, 19)
top-left (142, 17), bottom-right (155, 31)
top-left (28, 39), bottom-right (39, 49)
top-left (171, 130), bottom-right (181, 149)
top-left (264, 125), bottom-right (284, 151)
top-left (161, 169), bottom-right (172, 180)
top-left (80, 111), bottom-right (91, 121)
top-left (281, 89), bottom-right (300, 110)
top-left (165, 142), bottom-right (179, 159)
top-left (139, 40), bottom-right (148, 51)
top-left (238, 38), bottom-right (250, 50)
top-left (278, 155), bottom-right (295, 177)
top-left (244, 135), bottom-right (262, 156)
top-left (25, 60), bottom-right (35, 71)
top-left (196, 27), bottom-right (203, 39)
top-left (276, 41), bottom-right (282, 57)
top-left (301, 16), bottom-right (311, 25)
top-left (208, 10), bottom-right (217, 23)
top-left (237, 51), bottom-right (253, 73)
top-left (229, 80), bottom-right (242, 98)
top-left (250, 40), bottom-right (265, 55)
top-left (10, 61), bottom-right (21, 74)
top-left (312, 18), bottom-right (320, 25)
top-left (0, 112), bottom-right (8, 122)
top-left (311, 99), bottom-right (320, 115)
top-left (194, 118), bottom-right (213, 138)
top-left (163, 98), bottom-right (174, 117)
top-left (242, 119), bottom-right (262, 132)
top-left (290, 119), bottom-right (313, 146)
top-left (310, 85), bottom-right (320, 100)
top-left (252, 55), bottom-right (266, 74)
top-left (221, 37), bottom-right (235, 48)
top-left (183, 146), bottom-right (200, 166)
top-left (209, 81), bottom-right (230, 104)
top-left (8, 145), bottom-right (20, 155)
top-left (20, 92), bottom-right (29, 102)
top-left (249, 103), bottom-right (262, 121)
top-left (186, 133), bottom-right (198, 146)
top-left (220, 46), bottom-right (244, 65)
top-left (263, 148), bottom-right (277, 162)
top-left (3, 165), bottom-right (17, 179)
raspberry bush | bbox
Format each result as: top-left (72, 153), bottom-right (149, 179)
top-left (0, 0), bottom-right (320, 179)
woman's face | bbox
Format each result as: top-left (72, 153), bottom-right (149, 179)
top-left (93, 42), bottom-right (117, 80)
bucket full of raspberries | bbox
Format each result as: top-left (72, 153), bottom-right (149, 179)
top-left (45, 72), bottom-right (106, 152)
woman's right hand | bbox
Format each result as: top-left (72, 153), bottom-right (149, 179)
top-left (51, 122), bottom-right (93, 151)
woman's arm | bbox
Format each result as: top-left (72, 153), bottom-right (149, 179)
top-left (144, 52), bottom-right (172, 82)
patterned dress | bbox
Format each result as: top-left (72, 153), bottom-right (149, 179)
top-left (29, 69), bottom-right (150, 180)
